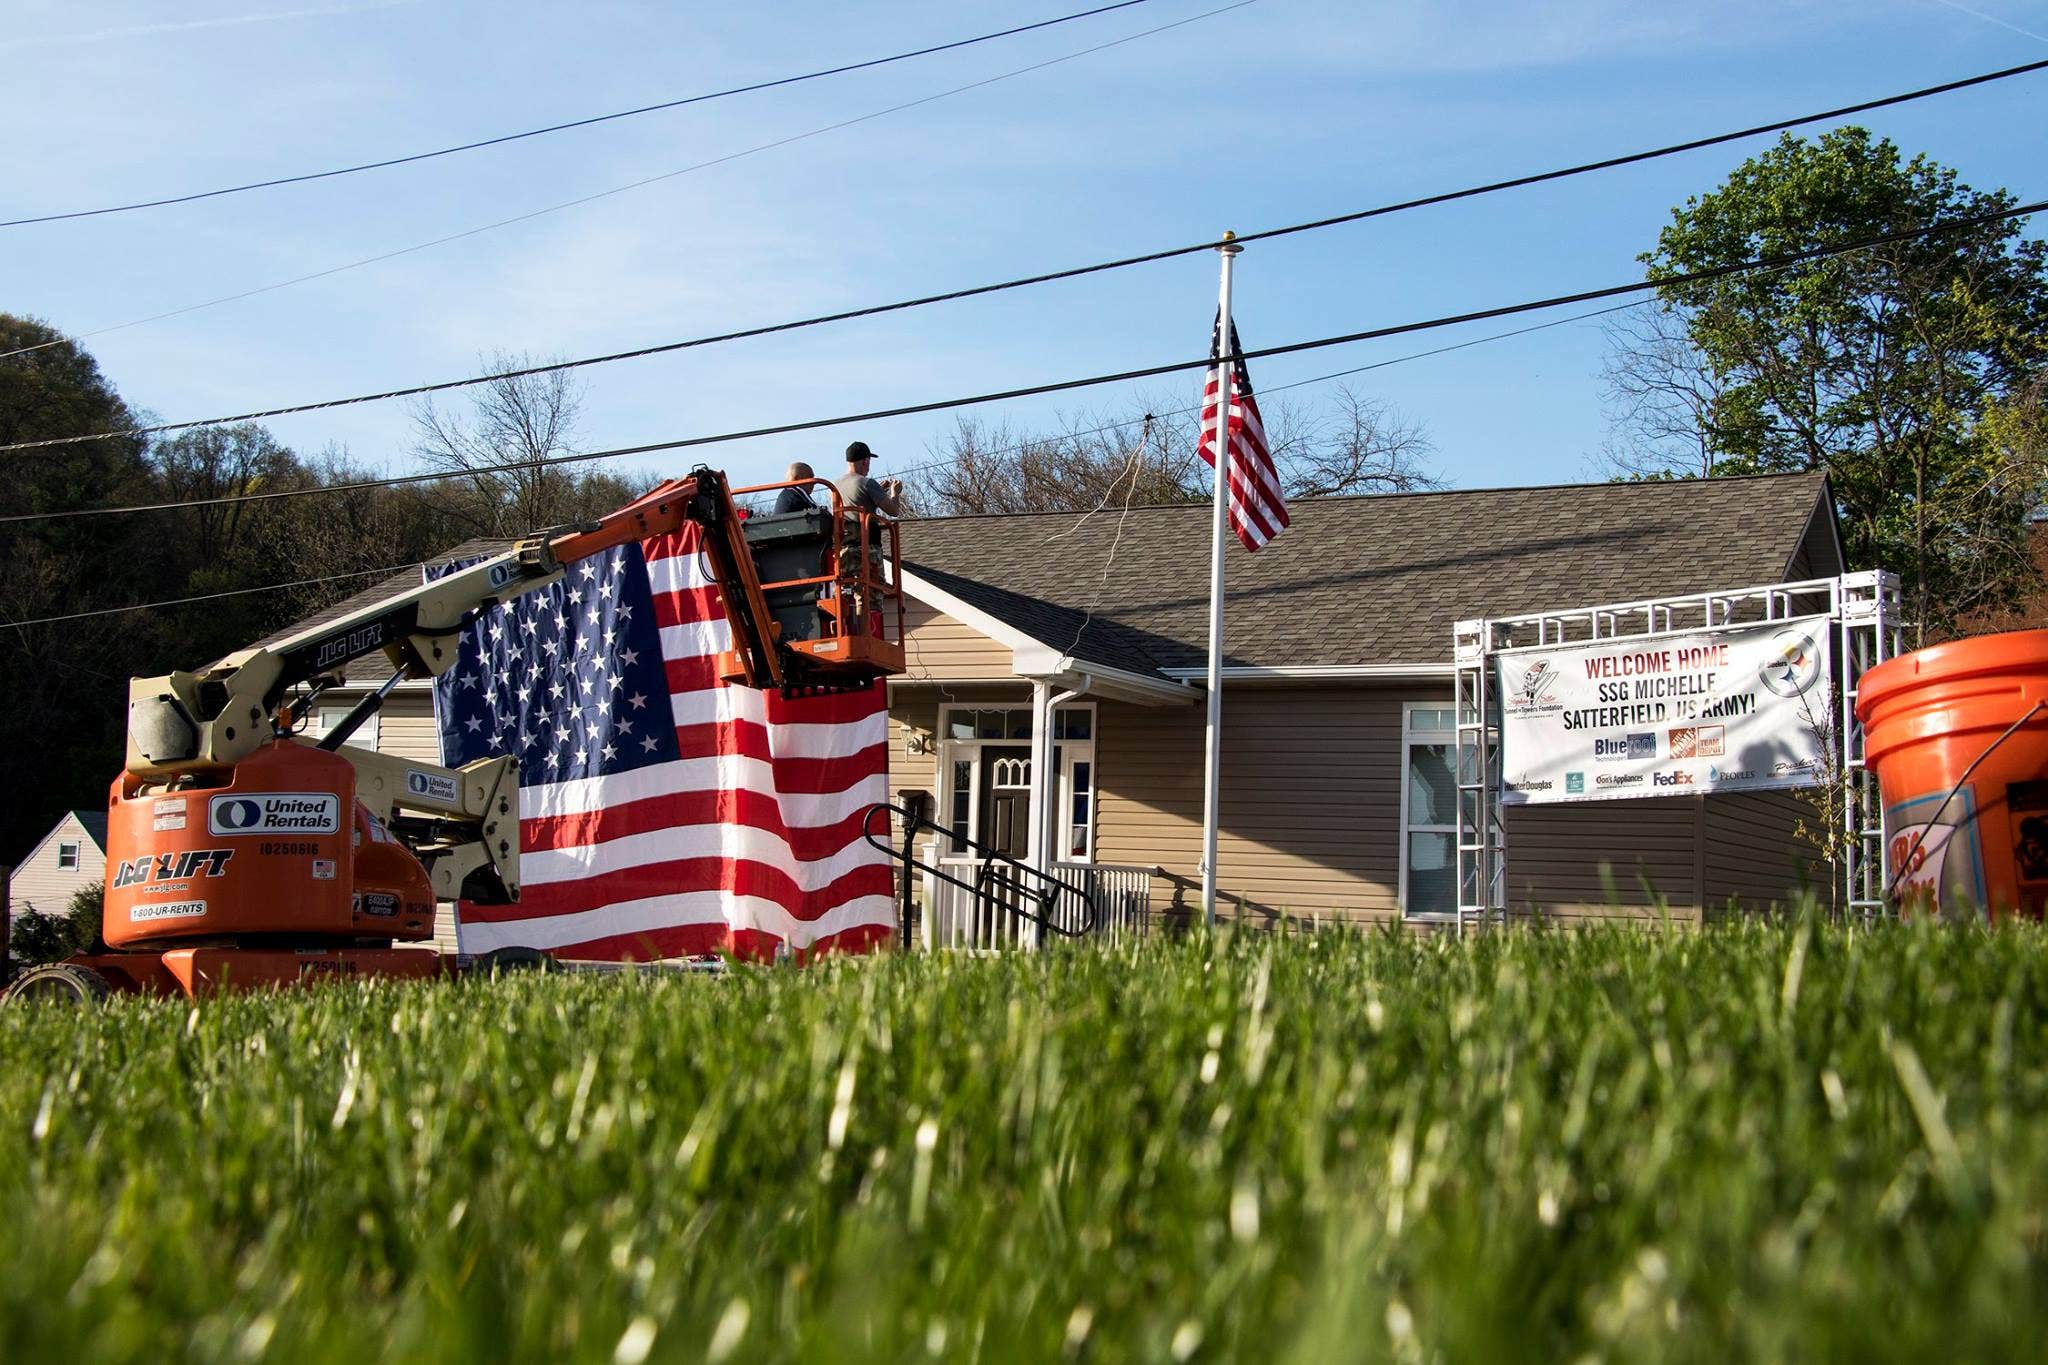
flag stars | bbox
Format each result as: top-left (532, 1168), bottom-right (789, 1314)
top-left (601, 742), bottom-right (617, 762)
top-left (463, 715), bottom-right (484, 733)
top-left (628, 692), bottom-right (648, 711)
top-left (579, 562), bottom-right (596, 580)
top-left (568, 587), bottom-right (584, 606)
top-left (618, 647), bottom-right (639, 668)
top-left (640, 735), bottom-right (658, 753)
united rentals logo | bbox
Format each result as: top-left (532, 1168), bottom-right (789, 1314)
top-left (1759, 628), bottom-right (1823, 698)
top-left (209, 792), bottom-right (341, 836)
top-left (1667, 725), bottom-right (1726, 759)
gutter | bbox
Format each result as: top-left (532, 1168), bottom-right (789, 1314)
top-left (1158, 662), bottom-right (1454, 683)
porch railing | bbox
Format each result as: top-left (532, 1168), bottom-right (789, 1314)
top-left (921, 855), bottom-right (1153, 950)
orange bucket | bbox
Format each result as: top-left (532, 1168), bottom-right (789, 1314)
top-left (1856, 628), bottom-right (2048, 920)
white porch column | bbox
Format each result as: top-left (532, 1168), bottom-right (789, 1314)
top-left (1025, 680), bottom-right (1053, 948)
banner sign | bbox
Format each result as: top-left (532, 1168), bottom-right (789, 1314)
top-left (1496, 617), bottom-right (1833, 804)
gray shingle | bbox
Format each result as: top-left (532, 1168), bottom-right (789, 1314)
top-left (904, 473), bottom-right (1834, 674)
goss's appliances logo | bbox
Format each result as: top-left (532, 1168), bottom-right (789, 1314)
top-left (1595, 773), bottom-right (1645, 789)
top-left (1760, 629), bottom-right (1823, 698)
top-left (210, 792), bottom-right (341, 836)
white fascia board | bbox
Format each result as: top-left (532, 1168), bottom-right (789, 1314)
top-left (901, 568), bottom-right (1193, 705)
top-left (1158, 663), bottom-right (1454, 682)
top-left (316, 677), bottom-right (439, 697)
top-left (898, 569), bottom-right (1048, 657)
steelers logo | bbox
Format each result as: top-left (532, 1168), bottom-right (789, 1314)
top-left (1759, 629), bottom-right (1822, 698)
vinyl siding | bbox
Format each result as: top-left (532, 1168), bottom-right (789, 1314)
top-left (1703, 790), bottom-right (1827, 909)
top-left (375, 691), bottom-right (441, 763)
top-left (7, 814), bottom-right (105, 915)
top-left (900, 600), bottom-right (1017, 681)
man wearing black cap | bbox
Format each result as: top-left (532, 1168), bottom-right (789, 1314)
top-left (834, 440), bottom-right (902, 517)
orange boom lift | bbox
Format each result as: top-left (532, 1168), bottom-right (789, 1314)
top-left (6, 469), bottom-right (903, 1003)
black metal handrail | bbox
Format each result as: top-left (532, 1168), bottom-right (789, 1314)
top-left (861, 802), bottom-right (1098, 940)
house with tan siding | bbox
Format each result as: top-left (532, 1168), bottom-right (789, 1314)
top-left (274, 471), bottom-right (1841, 939)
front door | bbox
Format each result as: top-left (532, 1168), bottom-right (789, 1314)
top-left (980, 745), bottom-right (1032, 859)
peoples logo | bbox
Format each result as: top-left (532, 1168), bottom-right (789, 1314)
top-left (1759, 629), bottom-right (1822, 698)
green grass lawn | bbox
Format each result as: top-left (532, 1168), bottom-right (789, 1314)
top-left (5, 919), bottom-right (2048, 1361)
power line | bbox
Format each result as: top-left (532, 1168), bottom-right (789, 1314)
top-left (7, 196), bottom-right (2037, 526)
top-left (884, 299), bottom-right (1652, 487)
top-left (0, 563), bottom-right (416, 630)
top-left (2, 309), bottom-right (1628, 632)
top-left (6, 52), bottom-right (2041, 440)
top-left (0, 1), bottom-right (1157, 229)
top-left (0, 1), bottom-right (1251, 365)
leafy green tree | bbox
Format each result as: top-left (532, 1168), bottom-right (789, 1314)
top-left (1607, 129), bottom-right (2048, 638)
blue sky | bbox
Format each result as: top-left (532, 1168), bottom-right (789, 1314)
top-left (3, 0), bottom-right (2043, 496)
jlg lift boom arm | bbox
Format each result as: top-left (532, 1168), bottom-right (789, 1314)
top-left (125, 467), bottom-right (781, 780)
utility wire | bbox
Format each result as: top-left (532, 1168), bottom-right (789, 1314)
top-left (0, 1), bottom-right (1156, 229)
top-left (0, 0), bottom-right (1251, 365)
top-left (6, 196), bottom-right (2038, 525)
top-left (5, 52), bottom-right (2040, 434)
top-left (0, 563), bottom-right (416, 630)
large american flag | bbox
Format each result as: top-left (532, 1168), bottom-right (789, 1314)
top-left (432, 523), bottom-right (895, 961)
top-left (1197, 316), bottom-right (1288, 552)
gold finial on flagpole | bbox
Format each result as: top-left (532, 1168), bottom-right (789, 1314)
top-left (1219, 228), bottom-right (1241, 256)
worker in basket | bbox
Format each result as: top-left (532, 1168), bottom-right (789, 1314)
top-left (830, 441), bottom-right (899, 636)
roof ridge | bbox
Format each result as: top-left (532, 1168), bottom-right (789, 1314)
top-left (904, 470), bottom-right (1826, 525)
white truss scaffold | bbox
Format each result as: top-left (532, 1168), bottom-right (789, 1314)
top-left (1453, 570), bottom-right (1904, 929)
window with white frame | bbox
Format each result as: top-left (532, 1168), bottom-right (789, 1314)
top-left (57, 841), bottom-right (80, 870)
top-left (312, 700), bottom-right (379, 752)
top-left (935, 703), bottom-right (1096, 861)
top-left (1401, 704), bottom-right (1458, 917)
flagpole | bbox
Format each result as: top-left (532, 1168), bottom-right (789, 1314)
top-left (1201, 231), bottom-right (1242, 931)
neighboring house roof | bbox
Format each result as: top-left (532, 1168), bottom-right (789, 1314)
top-left (904, 472), bottom-right (1838, 676)
top-left (71, 811), bottom-right (107, 849)
top-left (253, 539), bottom-right (509, 685)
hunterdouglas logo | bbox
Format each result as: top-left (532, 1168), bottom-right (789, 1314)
top-left (209, 793), bottom-right (341, 835)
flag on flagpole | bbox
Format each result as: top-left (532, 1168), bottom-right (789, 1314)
top-left (1197, 316), bottom-right (1288, 552)
top-left (432, 523), bottom-right (896, 962)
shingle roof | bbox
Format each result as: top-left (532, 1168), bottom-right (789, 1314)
top-left (252, 539), bottom-right (510, 684)
top-left (904, 473), bottom-right (1835, 674)
top-left (71, 810), bottom-right (107, 849)
top-left (266, 473), bottom-right (1836, 687)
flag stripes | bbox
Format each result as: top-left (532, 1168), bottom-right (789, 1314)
top-left (1197, 316), bottom-right (1288, 551)
top-left (435, 524), bottom-right (893, 961)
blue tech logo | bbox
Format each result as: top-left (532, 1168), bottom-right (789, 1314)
top-left (1627, 732), bottom-right (1657, 760)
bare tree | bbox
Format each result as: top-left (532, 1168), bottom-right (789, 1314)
top-left (911, 384), bottom-right (1438, 515)
top-left (409, 351), bottom-right (589, 537)
top-left (1595, 303), bottom-right (1725, 481)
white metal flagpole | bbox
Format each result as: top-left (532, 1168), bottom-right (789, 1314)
top-left (1201, 231), bottom-right (1242, 930)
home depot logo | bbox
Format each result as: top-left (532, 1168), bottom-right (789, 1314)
top-left (1667, 725), bottom-right (1725, 759)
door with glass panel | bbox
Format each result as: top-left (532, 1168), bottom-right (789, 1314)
top-left (937, 705), bottom-right (1097, 863)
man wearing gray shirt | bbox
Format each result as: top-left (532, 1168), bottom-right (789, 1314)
top-left (833, 441), bottom-right (902, 517)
